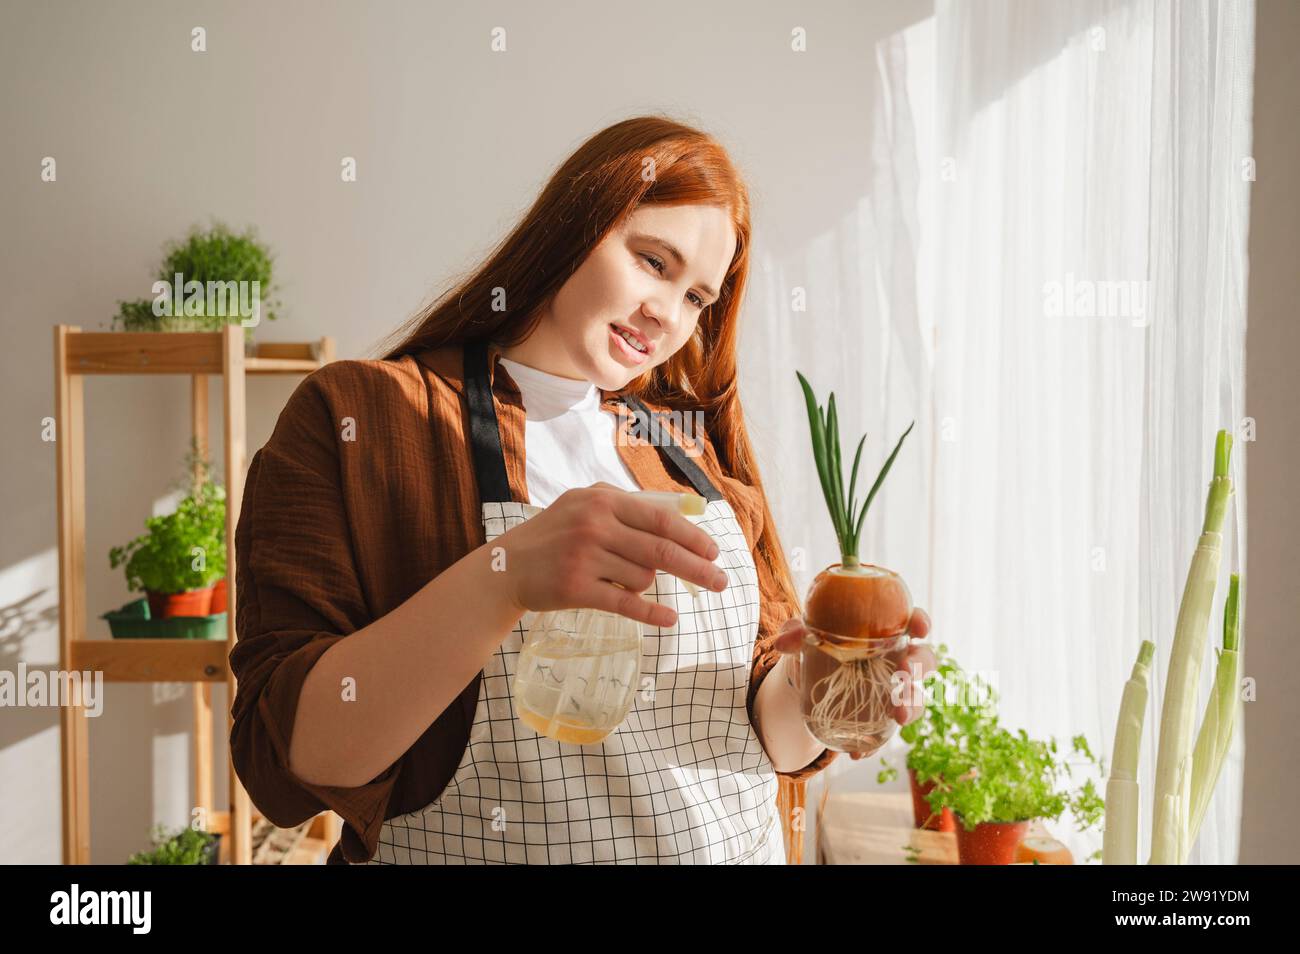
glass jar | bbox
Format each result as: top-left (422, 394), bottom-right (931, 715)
top-left (789, 625), bottom-right (911, 755)
top-left (512, 607), bottom-right (642, 745)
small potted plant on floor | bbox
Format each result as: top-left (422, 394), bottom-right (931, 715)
top-left (108, 445), bottom-right (227, 618)
top-left (923, 725), bottom-right (1106, 864)
top-left (877, 643), bottom-right (999, 831)
top-left (110, 219), bottom-right (282, 354)
top-left (127, 824), bottom-right (221, 865)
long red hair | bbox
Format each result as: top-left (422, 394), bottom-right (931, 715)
top-left (372, 114), bottom-right (800, 618)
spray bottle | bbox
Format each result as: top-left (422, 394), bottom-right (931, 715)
top-left (512, 490), bottom-right (714, 744)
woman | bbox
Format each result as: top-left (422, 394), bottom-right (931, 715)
top-left (229, 115), bottom-right (934, 865)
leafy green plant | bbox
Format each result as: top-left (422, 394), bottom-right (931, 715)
top-left (925, 727), bottom-right (1106, 843)
top-left (113, 298), bottom-right (159, 328)
top-left (878, 644), bottom-right (1105, 859)
top-left (795, 370), bottom-right (913, 567)
top-left (111, 219), bottom-right (281, 333)
top-left (877, 643), bottom-right (1001, 821)
top-left (127, 824), bottom-right (218, 865)
top-left (109, 441), bottom-right (227, 595)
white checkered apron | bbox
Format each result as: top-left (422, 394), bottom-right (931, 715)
top-left (362, 338), bottom-right (783, 864)
top-left (366, 497), bottom-right (783, 864)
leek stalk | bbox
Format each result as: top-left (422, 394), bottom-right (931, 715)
top-left (1186, 573), bottom-right (1242, 847)
top-left (1148, 431), bottom-right (1234, 864)
top-left (1102, 640), bottom-right (1154, 865)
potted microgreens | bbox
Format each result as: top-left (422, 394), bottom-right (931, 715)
top-left (791, 370), bottom-right (914, 756)
top-left (1103, 430), bottom-right (1242, 865)
top-left (110, 220), bottom-right (281, 354)
top-left (108, 443), bottom-right (227, 618)
top-left (877, 643), bottom-right (999, 832)
top-left (920, 724), bottom-right (1106, 864)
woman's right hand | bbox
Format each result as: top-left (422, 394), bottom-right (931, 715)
top-left (495, 482), bottom-right (727, 628)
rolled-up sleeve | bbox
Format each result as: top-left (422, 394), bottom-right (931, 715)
top-left (229, 370), bottom-right (400, 863)
top-left (748, 535), bottom-right (838, 783)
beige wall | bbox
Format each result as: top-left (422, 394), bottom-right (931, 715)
top-left (1239, 0), bottom-right (1300, 865)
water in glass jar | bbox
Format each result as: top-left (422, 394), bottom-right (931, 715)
top-left (512, 608), bottom-right (642, 745)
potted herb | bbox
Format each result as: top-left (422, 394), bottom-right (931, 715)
top-left (878, 643), bottom-right (999, 832)
top-left (127, 824), bottom-right (220, 865)
top-left (789, 370), bottom-right (915, 756)
top-left (108, 445), bottom-right (227, 618)
top-left (181, 442), bottom-right (228, 612)
top-left (921, 726), bottom-right (1106, 864)
top-left (209, 574), bottom-right (229, 615)
top-left (110, 219), bottom-right (282, 354)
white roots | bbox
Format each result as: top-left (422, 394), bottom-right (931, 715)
top-left (805, 650), bottom-right (898, 747)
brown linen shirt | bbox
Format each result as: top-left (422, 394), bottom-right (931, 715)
top-left (229, 339), bottom-right (837, 864)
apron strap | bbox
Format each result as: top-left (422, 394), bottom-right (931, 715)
top-left (618, 393), bottom-right (723, 502)
top-left (462, 338), bottom-right (722, 503)
top-left (464, 337), bottom-right (513, 503)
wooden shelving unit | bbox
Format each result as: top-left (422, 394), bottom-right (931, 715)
top-left (54, 325), bottom-right (341, 864)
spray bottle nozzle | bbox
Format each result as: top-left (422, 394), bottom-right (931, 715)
top-left (631, 491), bottom-right (713, 600)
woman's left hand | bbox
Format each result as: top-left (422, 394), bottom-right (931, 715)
top-left (772, 607), bottom-right (936, 760)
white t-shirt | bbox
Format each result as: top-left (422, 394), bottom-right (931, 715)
top-left (497, 355), bottom-right (642, 508)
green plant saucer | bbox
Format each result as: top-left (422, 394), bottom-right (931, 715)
top-left (100, 597), bottom-right (227, 640)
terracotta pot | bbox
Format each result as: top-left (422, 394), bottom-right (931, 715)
top-left (908, 768), bottom-right (956, 832)
top-left (146, 586), bottom-right (214, 619)
top-left (954, 815), bottom-right (1031, 865)
top-left (209, 577), bottom-right (228, 614)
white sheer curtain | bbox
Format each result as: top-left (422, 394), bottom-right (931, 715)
top-left (745, 0), bottom-right (1252, 864)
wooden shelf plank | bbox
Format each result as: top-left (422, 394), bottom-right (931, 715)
top-left (250, 342), bottom-right (316, 361)
top-left (65, 332), bottom-right (328, 376)
top-left (68, 332), bottom-right (226, 374)
top-left (245, 357), bottom-right (322, 374)
top-left (70, 638), bottom-right (228, 683)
